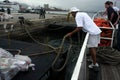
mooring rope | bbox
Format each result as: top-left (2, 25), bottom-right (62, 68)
top-left (28, 50), bottom-right (56, 56)
top-left (4, 26), bottom-right (22, 55)
top-left (51, 35), bottom-right (73, 72)
top-left (23, 24), bottom-right (73, 71)
top-left (24, 24), bottom-right (57, 51)
top-left (5, 49), bottom-right (21, 55)
top-left (7, 32), bottom-right (11, 48)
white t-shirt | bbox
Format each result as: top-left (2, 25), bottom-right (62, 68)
top-left (113, 6), bottom-right (119, 12)
top-left (75, 12), bottom-right (102, 35)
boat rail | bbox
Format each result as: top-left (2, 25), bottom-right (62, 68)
top-left (92, 10), bottom-right (106, 19)
top-left (71, 33), bottom-right (89, 80)
top-left (92, 10), bottom-right (115, 47)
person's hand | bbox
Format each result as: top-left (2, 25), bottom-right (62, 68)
top-left (65, 32), bottom-right (72, 38)
top-left (114, 22), bottom-right (118, 26)
top-left (107, 20), bottom-right (110, 22)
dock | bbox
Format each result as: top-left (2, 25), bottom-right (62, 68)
top-left (0, 13), bottom-right (68, 37)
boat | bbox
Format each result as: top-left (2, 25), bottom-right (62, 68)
top-left (0, 4), bottom-right (120, 79)
top-left (70, 11), bottom-right (120, 80)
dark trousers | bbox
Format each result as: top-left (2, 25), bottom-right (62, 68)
top-left (117, 22), bottom-right (120, 51)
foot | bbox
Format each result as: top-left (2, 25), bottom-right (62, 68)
top-left (88, 63), bottom-right (99, 68)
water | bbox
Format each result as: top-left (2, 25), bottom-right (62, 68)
top-left (47, 11), bottom-right (68, 15)
top-left (47, 11), bottom-right (96, 18)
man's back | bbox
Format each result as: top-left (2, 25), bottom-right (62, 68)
top-left (75, 12), bottom-right (101, 35)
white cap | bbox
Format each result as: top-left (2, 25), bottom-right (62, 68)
top-left (70, 7), bottom-right (79, 12)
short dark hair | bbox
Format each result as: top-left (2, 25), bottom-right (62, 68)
top-left (109, 1), bottom-right (113, 4)
top-left (105, 1), bottom-right (110, 5)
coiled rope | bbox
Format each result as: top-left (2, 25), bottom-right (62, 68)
top-left (97, 47), bottom-right (120, 65)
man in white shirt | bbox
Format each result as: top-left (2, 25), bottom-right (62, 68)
top-left (65, 7), bottom-right (102, 68)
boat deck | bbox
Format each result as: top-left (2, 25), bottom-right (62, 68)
top-left (88, 62), bottom-right (120, 80)
top-left (101, 64), bottom-right (120, 80)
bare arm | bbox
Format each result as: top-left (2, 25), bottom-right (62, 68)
top-left (65, 27), bottom-right (82, 37)
top-left (110, 12), bottom-right (114, 21)
top-left (103, 10), bottom-right (107, 16)
top-left (114, 13), bottom-right (120, 26)
top-left (70, 27), bottom-right (82, 35)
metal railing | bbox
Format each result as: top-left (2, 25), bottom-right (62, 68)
top-left (71, 10), bottom-right (116, 80)
top-left (92, 10), bottom-right (115, 47)
top-left (70, 11), bottom-right (104, 80)
top-left (71, 33), bottom-right (89, 80)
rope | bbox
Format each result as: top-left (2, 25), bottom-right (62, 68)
top-left (7, 32), bottom-right (11, 48)
top-left (22, 23), bottom-right (74, 72)
top-left (2, 23), bottom-right (22, 55)
top-left (2, 19), bottom-right (75, 72)
top-left (23, 24), bottom-right (57, 51)
top-left (5, 49), bottom-right (21, 55)
top-left (51, 36), bottom-right (73, 71)
top-left (96, 47), bottom-right (120, 65)
top-left (28, 50), bottom-right (56, 57)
